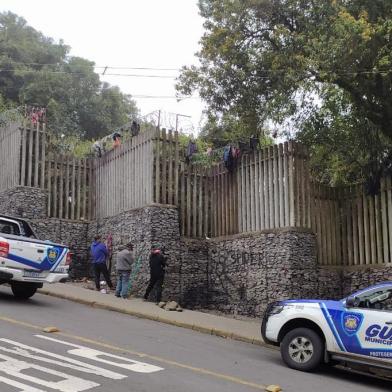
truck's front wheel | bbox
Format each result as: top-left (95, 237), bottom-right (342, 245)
top-left (281, 327), bottom-right (324, 372)
top-left (11, 282), bottom-right (38, 299)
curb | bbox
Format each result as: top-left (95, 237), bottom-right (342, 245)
top-left (37, 289), bottom-right (267, 347)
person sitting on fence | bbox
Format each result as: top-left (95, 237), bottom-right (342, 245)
top-left (131, 120), bottom-right (140, 137)
top-left (112, 132), bottom-right (122, 148)
top-left (115, 242), bottom-right (134, 299)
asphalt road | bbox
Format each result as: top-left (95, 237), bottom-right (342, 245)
top-left (0, 286), bottom-right (391, 392)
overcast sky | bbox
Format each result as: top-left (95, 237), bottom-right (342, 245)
top-left (0, 0), bottom-right (205, 134)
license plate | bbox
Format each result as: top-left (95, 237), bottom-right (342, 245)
top-left (23, 271), bottom-right (45, 278)
top-left (54, 267), bottom-right (67, 273)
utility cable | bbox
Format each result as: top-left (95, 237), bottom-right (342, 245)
top-left (0, 62), bottom-right (181, 71)
top-left (0, 68), bottom-right (178, 78)
top-left (3, 62), bottom-right (392, 76)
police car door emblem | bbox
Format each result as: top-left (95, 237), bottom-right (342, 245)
top-left (342, 312), bottom-right (363, 336)
top-left (47, 248), bottom-right (59, 263)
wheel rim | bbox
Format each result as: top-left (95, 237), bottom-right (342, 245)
top-left (288, 336), bottom-right (314, 364)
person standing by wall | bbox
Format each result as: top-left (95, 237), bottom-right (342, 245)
top-left (144, 245), bottom-right (167, 304)
top-left (115, 242), bottom-right (134, 299)
top-left (90, 235), bottom-right (114, 291)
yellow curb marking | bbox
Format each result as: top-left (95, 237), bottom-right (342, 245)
top-left (266, 385), bottom-right (282, 392)
top-left (0, 315), bottom-right (271, 391)
top-left (43, 326), bottom-right (60, 333)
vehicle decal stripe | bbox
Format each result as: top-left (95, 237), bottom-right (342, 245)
top-left (7, 247), bottom-right (67, 271)
top-left (7, 253), bottom-right (46, 270)
top-left (319, 303), bottom-right (346, 352)
top-left (51, 248), bottom-right (67, 271)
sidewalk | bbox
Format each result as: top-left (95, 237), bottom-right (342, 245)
top-left (38, 283), bottom-right (264, 346)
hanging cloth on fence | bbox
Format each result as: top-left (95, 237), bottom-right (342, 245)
top-left (131, 121), bottom-right (140, 137)
top-left (93, 141), bottom-right (103, 157)
top-left (106, 233), bottom-right (113, 272)
top-left (223, 145), bottom-right (234, 172)
top-left (185, 140), bottom-right (197, 163)
top-left (249, 135), bottom-right (258, 150)
top-left (223, 145), bottom-right (241, 172)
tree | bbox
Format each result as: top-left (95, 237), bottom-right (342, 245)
top-left (0, 11), bottom-right (138, 138)
top-left (200, 110), bottom-right (272, 148)
top-left (176, 0), bottom-right (392, 184)
top-left (297, 86), bottom-right (392, 187)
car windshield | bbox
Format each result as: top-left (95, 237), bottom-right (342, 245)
top-left (344, 283), bottom-right (392, 300)
top-left (346, 285), bottom-right (392, 310)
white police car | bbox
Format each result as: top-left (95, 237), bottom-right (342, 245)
top-left (261, 282), bottom-right (392, 372)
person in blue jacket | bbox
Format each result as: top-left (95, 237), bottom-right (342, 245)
top-left (90, 235), bottom-right (113, 291)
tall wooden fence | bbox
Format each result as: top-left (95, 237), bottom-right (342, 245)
top-left (178, 164), bottom-right (214, 238)
top-left (236, 143), bottom-right (310, 233)
top-left (0, 122), bottom-right (21, 192)
top-left (311, 184), bottom-right (341, 266)
top-left (161, 141), bottom-right (310, 238)
top-left (336, 179), bottom-right (392, 267)
top-left (152, 135), bottom-right (392, 268)
top-left (2, 121), bottom-right (392, 268)
top-left (45, 154), bottom-right (94, 220)
top-left (1, 122), bottom-right (94, 220)
top-left (94, 129), bottom-right (155, 218)
top-left (153, 129), bottom-right (180, 206)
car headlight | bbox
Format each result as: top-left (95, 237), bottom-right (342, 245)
top-left (269, 304), bottom-right (285, 315)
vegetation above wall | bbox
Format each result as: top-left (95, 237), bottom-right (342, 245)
top-left (0, 12), bottom-right (138, 140)
top-left (177, 0), bottom-right (392, 187)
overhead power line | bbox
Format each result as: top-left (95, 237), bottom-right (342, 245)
top-left (101, 73), bottom-right (176, 78)
top-left (0, 62), bottom-right (181, 71)
top-left (0, 68), bottom-right (177, 78)
top-left (2, 66), bottom-right (392, 79)
top-left (2, 61), bottom-right (392, 76)
top-left (97, 66), bottom-right (179, 71)
top-left (132, 95), bottom-right (198, 99)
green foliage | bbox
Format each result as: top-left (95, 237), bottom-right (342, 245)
top-left (49, 134), bottom-right (93, 157)
top-left (0, 12), bottom-right (139, 139)
top-left (298, 86), bottom-right (392, 186)
top-left (199, 111), bottom-right (273, 148)
top-left (177, 0), bottom-right (392, 184)
top-left (178, 133), bottom-right (216, 167)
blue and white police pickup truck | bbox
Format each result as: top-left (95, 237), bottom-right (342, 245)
top-left (262, 282), bottom-right (392, 373)
top-left (0, 215), bottom-right (70, 299)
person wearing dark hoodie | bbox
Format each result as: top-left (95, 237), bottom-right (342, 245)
top-left (115, 242), bottom-right (134, 299)
top-left (143, 245), bottom-right (167, 303)
top-left (90, 235), bottom-right (113, 291)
